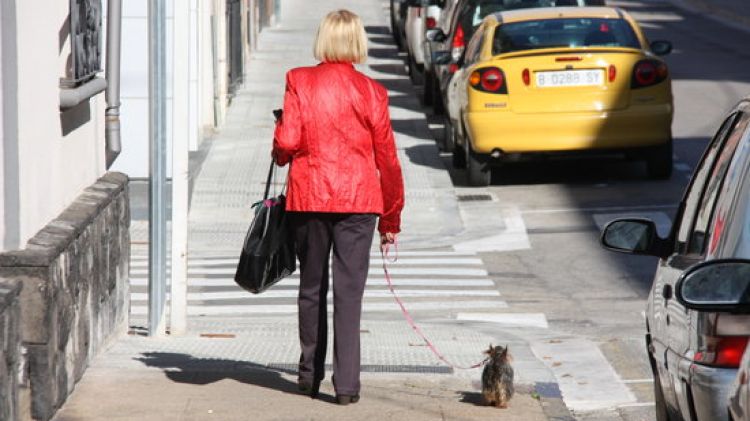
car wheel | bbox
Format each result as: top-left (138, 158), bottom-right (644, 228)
top-left (440, 114), bottom-right (456, 153)
top-left (390, 1), bottom-right (402, 49)
top-left (646, 142), bottom-right (673, 180)
top-left (421, 71), bottom-right (434, 106)
top-left (466, 147), bottom-right (491, 186)
top-left (432, 83), bottom-right (445, 115)
top-left (452, 146), bottom-right (466, 169)
top-left (653, 366), bottom-right (674, 421)
top-left (408, 54), bottom-right (424, 85)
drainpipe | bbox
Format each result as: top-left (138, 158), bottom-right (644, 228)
top-left (105, 0), bottom-right (123, 168)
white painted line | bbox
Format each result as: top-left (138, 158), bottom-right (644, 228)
top-left (129, 267), bottom-right (489, 277)
top-left (621, 379), bottom-right (654, 384)
top-left (128, 278), bottom-right (496, 287)
top-left (130, 251), bottom-right (479, 259)
top-left (129, 300), bottom-right (508, 315)
top-left (592, 211), bottom-right (672, 237)
top-left (454, 207), bottom-right (531, 253)
top-left (128, 257), bottom-right (484, 268)
top-left (130, 289), bottom-right (501, 301)
top-left (530, 338), bottom-right (637, 412)
top-left (456, 313), bottom-right (549, 329)
top-left (617, 402), bottom-right (655, 408)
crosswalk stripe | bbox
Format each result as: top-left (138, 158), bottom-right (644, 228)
top-left (129, 267), bottom-right (489, 277)
top-left (130, 289), bottom-right (501, 301)
top-left (129, 300), bottom-right (509, 316)
top-left (127, 277), bottom-right (496, 287)
top-left (129, 251), bottom-right (480, 258)
top-left (127, 257), bottom-right (484, 267)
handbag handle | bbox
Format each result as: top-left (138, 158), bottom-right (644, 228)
top-left (263, 160), bottom-right (275, 200)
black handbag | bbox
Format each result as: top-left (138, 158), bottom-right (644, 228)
top-left (234, 161), bottom-right (296, 294)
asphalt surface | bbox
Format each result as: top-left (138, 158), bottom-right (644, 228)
top-left (410, 0), bottom-right (750, 419)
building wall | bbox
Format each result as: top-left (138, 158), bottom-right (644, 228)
top-left (10, 0), bottom-right (106, 250)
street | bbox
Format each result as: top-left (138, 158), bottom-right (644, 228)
top-left (54, 0), bottom-right (750, 420)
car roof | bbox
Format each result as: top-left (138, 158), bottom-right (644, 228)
top-left (488, 7), bottom-right (625, 24)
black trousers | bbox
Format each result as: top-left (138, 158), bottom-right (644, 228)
top-left (289, 212), bottom-right (376, 396)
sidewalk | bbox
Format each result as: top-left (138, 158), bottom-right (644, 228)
top-left (52, 0), bottom-right (558, 420)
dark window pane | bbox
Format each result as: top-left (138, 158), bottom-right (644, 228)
top-left (492, 18), bottom-right (640, 55)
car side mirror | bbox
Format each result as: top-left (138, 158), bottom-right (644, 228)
top-left (600, 218), bottom-right (661, 255)
top-left (650, 40), bottom-right (673, 56)
top-left (427, 28), bottom-right (447, 43)
top-left (432, 50), bottom-right (452, 65)
top-left (676, 260), bottom-right (750, 312)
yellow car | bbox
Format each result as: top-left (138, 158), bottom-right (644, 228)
top-left (439, 7), bottom-right (673, 186)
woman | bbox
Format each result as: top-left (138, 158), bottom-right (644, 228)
top-left (273, 9), bottom-right (404, 405)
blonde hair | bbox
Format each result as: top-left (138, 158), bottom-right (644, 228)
top-left (313, 10), bottom-right (368, 64)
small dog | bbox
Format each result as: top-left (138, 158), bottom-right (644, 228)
top-left (481, 344), bottom-right (514, 408)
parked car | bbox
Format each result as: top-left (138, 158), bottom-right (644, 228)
top-left (601, 96), bottom-right (750, 421)
top-left (425, 0), bottom-right (605, 117)
top-left (404, 0), bottom-right (444, 85)
top-left (730, 343), bottom-right (750, 421)
top-left (436, 7), bottom-right (673, 186)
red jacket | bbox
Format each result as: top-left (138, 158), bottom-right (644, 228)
top-left (273, 62), bottom-right (404, 234)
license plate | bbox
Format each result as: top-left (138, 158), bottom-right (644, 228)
top-left (536, 70), bottom-right (604, 88)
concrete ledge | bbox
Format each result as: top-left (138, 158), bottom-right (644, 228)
top-left (0, 172), bottom-right (131, 421)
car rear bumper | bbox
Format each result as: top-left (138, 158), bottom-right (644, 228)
top-left (687, 362), bottom-right (736, 421)
top-left (465, 103), bottom-right (673, 154)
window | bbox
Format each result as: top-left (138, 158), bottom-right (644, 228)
top-left (464, 26), bottom-right (485, 65)
top-left (675, 113), bottom-right (739, 253)
top-left (492, 18), bottom-right (641, 55)
top-left (687, 114), bottom-right (749, 255)
top-left (63, 0), bottom-right (103, 88)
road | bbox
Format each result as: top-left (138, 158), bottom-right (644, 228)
top-left (411, 0), bottom-right (750, 419)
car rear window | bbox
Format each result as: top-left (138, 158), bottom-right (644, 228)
top-left (492, 18), bottom-right (641, 54)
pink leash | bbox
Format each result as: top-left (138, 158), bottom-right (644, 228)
top-left (380, 240), bottom-right (488, 370)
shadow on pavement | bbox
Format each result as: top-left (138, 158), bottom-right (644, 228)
top-left (405, 144), bottom-right (446, 170)
top-left (134, 352), bottom-right (335, 400)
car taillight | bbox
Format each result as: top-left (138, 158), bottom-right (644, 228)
top-left (451, 25), bottom-right (465, 64)
top-left (522, 69), bottom-right (530, 86)
top-left (631, 59), bottom-right (668, 89)
top-left (426, 17), bottom-right (437, 29)
top-left (469, 67), bottom-right (507, 94)
top-left (608, 65), bottom-right (616, 82)
top-left (693, 336), bottom-right (749, 368)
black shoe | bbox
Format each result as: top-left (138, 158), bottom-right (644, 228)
top-left (298, 380), bottom-right (321, 399)
top-left (335, 394), bottom-right (360, 405)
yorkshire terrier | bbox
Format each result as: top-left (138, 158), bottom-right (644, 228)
top-left (481, 344), bottom-right (514, 408)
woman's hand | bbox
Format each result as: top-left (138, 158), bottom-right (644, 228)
top-left (380, 233), bottom-right (396, 253)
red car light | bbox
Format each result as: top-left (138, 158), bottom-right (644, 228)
top-left (470, 67), bottom-right (507, 94)
top-left (632, 60), bottom-right (668, 89)
top-left (426, 17), bottom-right (437, 29)
top-left (693, 336), bottom-right (749, 368)
top-left (609, 65), bottom-right (616, 82)
top-left (522, 69), bottom-right (530, 86)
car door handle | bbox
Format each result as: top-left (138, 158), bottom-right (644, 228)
top-left (662, 284), bottom-right (673, 300)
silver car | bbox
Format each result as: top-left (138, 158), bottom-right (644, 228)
top-left (730, 345), bottom-right (750, 421)
top-left (601, 97), bottom-right (750, 421)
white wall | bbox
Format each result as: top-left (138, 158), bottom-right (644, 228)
top-left (11, 0), bottom-right (106, 248)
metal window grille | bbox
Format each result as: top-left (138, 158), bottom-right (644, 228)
top-left (63, 0), bottom-right (103, 88)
